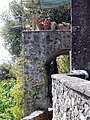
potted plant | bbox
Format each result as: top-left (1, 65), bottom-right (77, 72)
top-left (43, 19), bottom-right (51, 30)
top-left (34, 20), bottom-right (44, 30)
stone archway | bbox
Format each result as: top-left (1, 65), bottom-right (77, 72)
top-left (23, 31), bottom-right (71, 115)
top-left (45, 49), bottom-right (70, 107)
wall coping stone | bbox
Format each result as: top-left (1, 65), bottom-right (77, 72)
top-left (22, 109), bottom-right (53, 120)
top-left (51, 74), bottom-right (90, 98)
top-left (22, 111), bottom-right (44, 120)
top-left (22, 30), bottom-right (71, 33)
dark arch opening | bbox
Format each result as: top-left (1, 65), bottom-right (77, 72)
top-left (45, 49), bottom-right (71, 107)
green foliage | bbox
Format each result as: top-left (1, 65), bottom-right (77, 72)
top-left (9, 0), bottom-right (23, 23)
top-left (10, 82), bottom-right (23, 105)
top-left (0, 0), bottom-right (22, 57)
top-left (0, 0), bottom-right (71, 57)
top-left (24, 77), bottom-right (42, 112)
top-left (0, 79), bottom-right (16, 120)
top-left (0, 54), bottom-right (24, 120)
top-left (10, 81), bottom-right (24, 120)
top-left (22, 1), bottom-right (71, 24)
top-left (0, 20), bottom-right (22, 56)
top-left (0, 63), bottom-right (16, 80)
top-left (29, 79), bottom-right (41, 110)
top-left (9, 53), bottom-right (24, 120)
top-left (57, 55), bottom-right (70, 73)
top-left (36, 3), bottom-right (71, 23)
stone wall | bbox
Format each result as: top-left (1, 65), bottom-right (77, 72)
top-left (23, 31), bottom-right (71, 115)
top-left (52, 74), bottom-right (90, 120)
top-left (72, 0), bottom-right (90, 74)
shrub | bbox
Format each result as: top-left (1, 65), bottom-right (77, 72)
top-left (10, 81), bottom-right (24, 120)
top-left (0, 79), bottom-right (16, 120)
top-left (10, 56), bottom-right (24, 120)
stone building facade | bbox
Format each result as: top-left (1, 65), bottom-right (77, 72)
top-left (23, 31), bottom-right (71, 115)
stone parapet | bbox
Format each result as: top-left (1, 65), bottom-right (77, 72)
top-left (52, 74), bottom-right (90, 120)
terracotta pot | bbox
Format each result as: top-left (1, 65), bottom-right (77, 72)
top-left (58, 24), bottom-right (63, 30)
top-left (44, 24), bottom-right (50, 30)
top-left (36, 23), bottom-right (44, 30)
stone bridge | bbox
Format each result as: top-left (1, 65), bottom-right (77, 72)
top-left (23, 31), bottom-right (71, 115)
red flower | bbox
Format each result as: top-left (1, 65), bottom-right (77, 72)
top-left (34, 20), bottom-right (41, 24)
top-left (44, 19), bottom-right (50, 25)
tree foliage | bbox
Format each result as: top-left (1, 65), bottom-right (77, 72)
top-left (0, 0), bottom-right (22, 57)
top-left (0, 63), bottom-right (16, 80)
top-left (36, 3), bottom-right (71, 23)
top-left (0, 0), bottom-right (71, 57)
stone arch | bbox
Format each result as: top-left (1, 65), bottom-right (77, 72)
top-left (44, 48), bottom-right (71, 106)
top-left (45, 48), bottom-right (70, 64)
top-left (23, 31), bottom-right (71, 115)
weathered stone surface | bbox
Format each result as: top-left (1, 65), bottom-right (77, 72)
top-left (23, 31), bottom-right (71, 115)
top-left (72, 0), bottom-right (90, 74)
top-left (52, 74), bottom-right (90, 120)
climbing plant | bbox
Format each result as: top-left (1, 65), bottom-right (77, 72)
top-left (24, 77), bottom-right (44, 112)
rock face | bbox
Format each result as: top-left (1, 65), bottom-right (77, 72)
top-left (52, 74), bottom-right (90, 120)
top-left (72, 0), bottom-right (90, 74)
top-left (23, 31), bottom-right (71, 115)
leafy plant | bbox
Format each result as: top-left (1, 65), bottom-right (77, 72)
top-left (30, 79), bottom-right (41, 110)
top-left (0, 79), bottom-right (16, 120)
top-left (57, 55), bottom-right (70, 73)
top-left (0, 54), bottom-right (24, 120)
top-left (10, 81), bottom-right (24, 120)
top-left (10, 52), bottom-right (24, 120)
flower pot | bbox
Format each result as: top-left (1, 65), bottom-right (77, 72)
top-left (51, 22), bottom-right (57, 30)
top-left (44, 24), bottom-right (50, 30)
top-left (36, 23), bottom-right (44, 30)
